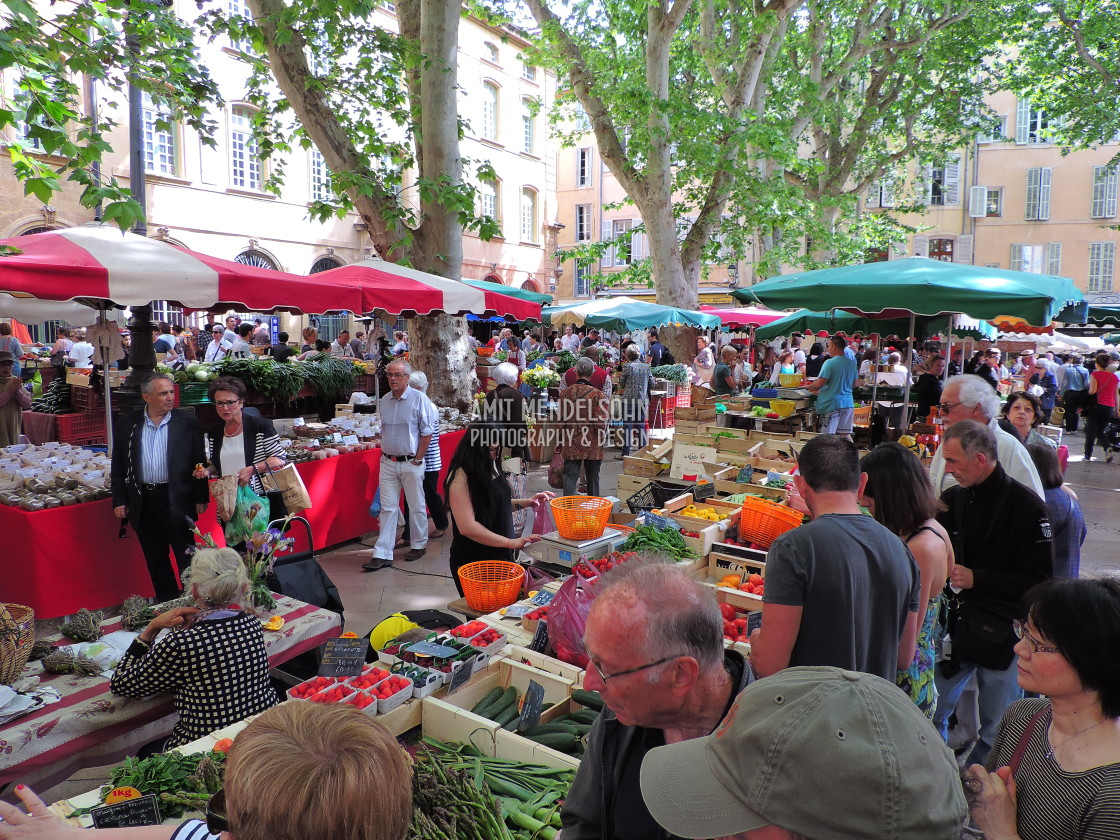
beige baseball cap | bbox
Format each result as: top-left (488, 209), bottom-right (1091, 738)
top-left (640, 667), bottom-right (968, 839)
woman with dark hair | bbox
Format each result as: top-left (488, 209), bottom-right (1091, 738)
top-left (444, 423), bottom-right (553, 596)
top-left (1085, 352), bottom-right (1120, 462)
top-left (1002, 391), bottom-right (1057, 449)
top-left (968, 578), bottom-right (1120, 840)
top-left (859, 443), bottom-right (954, 718)
top-left (1027, 443), bottom-right (1086, 579)
top-left (804, 341), bottom-right (826, 378)
top-left (1028, 359), bottom-right (1059, 423)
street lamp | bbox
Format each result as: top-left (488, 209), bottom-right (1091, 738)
top-left (727, 263), bottom-right (740, 289)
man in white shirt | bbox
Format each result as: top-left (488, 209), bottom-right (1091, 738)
top-left (330, 330), bottom-right (357, 358)
top-left (928, 374), bottom-right (1044, 500)
top-left (791, 335), bottom-right (806, 368)
top-left (221, 315), bottom-right (240, 346)
top-left (204, 326), bottom-right (231, 362)
top-left (560, 325), bottom-right (581, 353)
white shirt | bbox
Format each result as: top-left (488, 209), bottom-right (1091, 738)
top-left (792, 349), bottom-right (806, 367)
top-left (205, 339), bottom-right (231, 362)
top-left (928, 416), bottom-right (1045, 500)
top-left (330, 340), bottom-right (356, 358)
top-left (561, 334), bottom-right (581, 353)
top-left (68, 341), bottom-right (95, 367)
top-left (229, 338), bottom-right (252, 359)
top-left (220, 430), bottom-right (246, 478)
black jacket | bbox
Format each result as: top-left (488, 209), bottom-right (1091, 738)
top-left (111, 408), bottom-right (208, 529)
top-left (937, 463), bottom-right (1053, 606)
top-left (207, 413), bottom-right (286, 497)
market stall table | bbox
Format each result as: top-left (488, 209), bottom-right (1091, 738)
top-left (0, 594), bottom-right (342, 791)
top-left (4, 431), bottom-right (466, 618)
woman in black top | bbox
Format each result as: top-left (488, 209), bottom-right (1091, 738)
top-left (444, 423), bottom-right (553, 596)
top-left (804, 342), bottom-right (827, 378)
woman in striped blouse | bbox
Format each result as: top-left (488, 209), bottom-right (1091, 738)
top-left (968, 578), bottom-right (1120, 840)
top-left (193, 377), bottom-right (288, 522)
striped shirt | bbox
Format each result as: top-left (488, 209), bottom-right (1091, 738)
top-left (987, 698), bottom-right (1120, 840)
top-left (140, 409), bottom-right (172, 484)
top-left (171, 819), bottom-right (218, 840)
top-left (420, 397), bottom-right (442, 472)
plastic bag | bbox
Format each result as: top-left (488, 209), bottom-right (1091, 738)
top-left (531, 495), bottom-right (556, 536)
top-left (547, 572), bottom-right (599, 667)
top-left (522, 565), bottom-right (557, 598)
top-left (224, 483), bottom-right (271, 546)
top-left (368, 483), bottom-right (381, 516)
top-left (547, 450), bottom-right (564, 489)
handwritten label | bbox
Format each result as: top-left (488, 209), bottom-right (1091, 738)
top-left (529, 620), bottom-right (549, 653)
top-left (737, 466), bottom-right (754, 483)
top-left (517, 679), bottom-right (546, 732)
top-left (331, 432), bottom-right (344, 443)
top-left (530, 590), bottom-right (555, 606)
top-left (406, 641), bottom-right (461, 658)
top-left (747, 612), bottom-right (763, 636)
top-left (91, 795), bottom-right (162, 829)
top-left (446, 660), bottom-right (474, 696)
top-left (293, 416), bottom-right (304, 426)
top-left (640, 512), bottom-right (681, 532)
top-left (317, 637), bottom-right (367, 677)
top-left (342, 434), bottom-right (360, 445)
top-left (503, 605), bottom-right (533, 618)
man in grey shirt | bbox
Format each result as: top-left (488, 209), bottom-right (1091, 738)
top-left (363, 360), bottom-right (437, 571)
top-left (749, 435), bottom-right (921, 681)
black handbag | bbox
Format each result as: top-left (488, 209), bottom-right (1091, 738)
top-left (949, 596), bottom-right (1018, 671)
top-left (265, 516), bottom-right (344, 617)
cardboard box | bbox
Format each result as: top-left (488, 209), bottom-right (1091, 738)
top-left (65, 370), bottom-right (92, 387)
top-left (107, 370), bottom-right (128, 387)
top-left (669, 442), bottom-right (722, 480)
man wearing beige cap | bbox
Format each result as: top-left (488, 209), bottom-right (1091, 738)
top-left (640, 667), bottom-right (969, 840)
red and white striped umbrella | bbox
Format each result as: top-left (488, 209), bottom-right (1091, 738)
top-left (316, 259), bottom-right (542, 320)
top-left (0, 223), bottom-right (361, 314)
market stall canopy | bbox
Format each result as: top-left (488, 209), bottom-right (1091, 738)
top-left (736, 257), bottom-right (1087, 327)
top-left (542, 296), bottom-right (721, 332)
top-left (989, 315), bottom-right (1054, 335)
top-left (0, 223), bottom-right (362, 314)
top-left (0, 294), bottom-right (101, 327)
top-left (313, 259), bottom-right (541, 320)
top-left (462, 277), bottom-right (552, 304)
top-left (1085, 305), bottom-right (1120, 327)
top-left (698, 305), bottom-right (786, 329)
top-left (753, 308), bottom-right (946, 343)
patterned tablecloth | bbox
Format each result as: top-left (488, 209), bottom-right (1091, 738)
top-left (0, 595), bottom-right (341, 789)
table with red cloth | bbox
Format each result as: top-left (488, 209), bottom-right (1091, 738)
top-left (0, 594), bottom-right (341, 790)
top-left (3, 430), bottom-right (465, 618)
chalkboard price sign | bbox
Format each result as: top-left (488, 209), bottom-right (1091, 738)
top-left (529, 619), bottom-right (549, 653)
top-left (446, 661), bottom-right (474, 696)
top-left (517, 679), bottom-right (546, 732)
top-left (317, 637), bottom-right (367, 677)
top-left (91, 795), bottom-right (162, 829)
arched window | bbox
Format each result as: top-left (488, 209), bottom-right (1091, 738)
top-left (481, 82), bottom-right (499, 141)
top-left (310, 255), bottom-right (342, 274)
top-left (479, 178), bottom-right (500, 223)
top-left (483, 273), bottom-right (503, 284)
top-left (230, 106), bottom-right (263, 190)
top-left (235, 249), bottom-right (278, 270)
top-left (520, 188), bottom-right (538, 243)
top-left (484, 42), bottom-right (499, 64)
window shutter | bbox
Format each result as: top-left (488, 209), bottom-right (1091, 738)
top-left (881, 179), bottom-right (895, 208)
top-left (1015, 99), bottom-right (1030, 144)
top-left (1025, 168), bottom-right (1040, 220)
top-left (601, 220), bottom-right (614, 267)
top-left (1010, 243), bottom-right (1024, 272)
top-left (955, 235), bottom-right (974, 264)
top-left (1047, 242), bottom-right (1062, 275)
top-left (944, 155), bottom-right (961, 205)
top-left (1039, 167), bottom-right (1052, 220)
top-left (969, 185), bottom-right (988, 218)
top-left (912, 235), bottom-right (929, 258)
top-left (923, 164), bottom-right (933, 205)
top-left (867, 184), bottom-right (880, 209)
top-left (1091, 165), bottom-right (1107, 218)
top-left (632, 228), bottom-right (648, 261)
top-left (1107, 167), bottom-right (1119, 218)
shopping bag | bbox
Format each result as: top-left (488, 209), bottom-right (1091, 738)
top-left (531, 495), bottom-right (556, 536)
top-left (209, 474), bottom-right (240, 523)
top-left (548, 572), bottom-right (599, 667)
top-left (259, 463), bottom-right (312, 514)
top-left (368, 483), bottom-right (381, 516)
top-left (547, 449), bottom-right (564, 489)
top-left (266, 517), bottom-right (345, 616)
top-left (224, 484), bottom-right (271, 546)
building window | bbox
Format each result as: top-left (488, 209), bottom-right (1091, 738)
top-left (577, 148), bottom-right (592, 187)
top-left (610, 219), bottom-right (633, 266)
top-left (484, 42), bottom-right (499, 64)
top-left (310, 149), bottom-right (333, 202)
top-left (520, 188), bottom-right (538, 243)
top-left (986, 188), bottom-right (1002, 217)
top-left (479, 179), bottom-right (500, 223)
top-left (150, 300), bottom-right (184, 324)
top-left (235, 249), bottom-right (278, 269)
top-left (574, 263), bottom-right (591, 297)
top-left (310, 256), bottom-right (342, 273)
top-left (141, 92), bottom-right (176, 175)
top-left (1016, 98), bottom-right (1052, 144)
top-left (522, 61), bottom-right (537, 82)
top-left (228, 0), bottom-right (253, 50)
top-left (230, 107), bottom-right (262, 190)
top-left (481, 82), bottom-right (499, 142)
top-left (1011, 243), bottom-right (1061, 275)
top-left (977, 116), bottom-right (1006, 144)
top-left (521, 99), bottom-right (535, 155)
top-left (574, 104), bottom-right (591, 133)
top-left (6, 73), bottom-right (43, 151)
top-left (1089, 242), bottom-right (1115, 292)
top-left (1091, 166), bottom-right (1118, 219)
top-left (926, 155), bottom-right (960, 206)
top-left (1024, 167), bottom-right (1052, 221)
top-left (929, 238), bottom-right (954, 262)
top-left (575, 204), bottom-right (592, 242)
top-left (867, 179), bottom-right (895, 208)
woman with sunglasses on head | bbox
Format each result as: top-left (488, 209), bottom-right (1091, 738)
top-left (192, 377), bottom-right (288, 527)
top-left (968, 578), bottom-right (1120, 840)
top-left (0, 700), bottom-right (412, 840)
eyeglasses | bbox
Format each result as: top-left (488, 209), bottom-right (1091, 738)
top-left (387, 372), bottom-right (409, 378)
top-left (589, 653), bottom-right (681, 682)
top-left (214, 399), bottom-right (242, 407)
top-left (1013, 620), bottom-right (1061, 654)
top-left (206, 788), bottom-right (229, 835)
top-left (937, 401), bottom-right (963, 413)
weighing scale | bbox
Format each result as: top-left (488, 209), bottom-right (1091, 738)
top-left (531, 528), bottom-right (631, 570)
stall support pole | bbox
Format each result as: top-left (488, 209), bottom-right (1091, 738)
top-left (898, 313), bottom-right (916, 431)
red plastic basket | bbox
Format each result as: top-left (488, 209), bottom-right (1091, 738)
top-left (55, 412), bottom-right (107, 445)
top-left (70, 386), bottom-right (104, 413)
top-left (676, 391), bottom-right (692, 409)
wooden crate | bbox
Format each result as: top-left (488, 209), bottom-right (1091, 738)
top-left (716, 436), bottom-right (759, 455)
top-left (667, 513), bottom-right (724, 557)
top-left (616, 473), bottom-right (650, 498)
top-left (623, 456), bottom-right (668, 477)
top-left (499, 645), bottom-right (586, 685)
top-left (713, 479), bottom-right (788, 502)
top-left (701, 549), bottom-right (768, 611)
top-left (677, 405), bottom-right (717, 422)
top-left (673, 433), bottom-right (719, 447)
top-left (664, 495), bottom-right (741, 521)
top-left (673, 419), bottom-right (712, 435)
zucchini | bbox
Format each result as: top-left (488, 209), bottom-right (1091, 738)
top-left (570, 709), bottom-right (600, 725)
top-left (493, 702), bottom-right (522, 726)
top-left (470, 686), bottom-right (504, 716)
top-left (523, 722), bottom-right (580, 737)
top-left (502, 716), bottom-right (521, 731)
top-left (477, 686), bottom-right (517, 720)
top-left (525, 732), bottom-right (579, 752)
top-left (571, 689), bottom-right (604, 712)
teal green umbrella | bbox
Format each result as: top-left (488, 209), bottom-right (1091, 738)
top-left (1104, 332), bottom-right (1120, 346)
top-left (735, 257), bottom-right (1086, 327)
top-left (462, 277), bottom-right (553, 304)
top-left (1085, 305), bottom-right (1120, 327)
top-left (543, 295), bottom-right (721, 332)
top-left (753, 309), bottom-right (997, 343)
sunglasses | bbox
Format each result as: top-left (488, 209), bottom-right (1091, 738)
top-left (206, 788), bottom-right (229, 835)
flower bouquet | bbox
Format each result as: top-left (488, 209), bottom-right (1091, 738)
top-left (188, 517), bottom-right (295, 611)
top-left (521, 366), bottom-right (560, 389)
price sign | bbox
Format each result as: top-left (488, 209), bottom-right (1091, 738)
top-left (305, 439), bottom-right (320, 450)
top-left (342, 434), bottom-right (360, 445)
top-left (503, 604), bottom-right (533, 619)
top-left (331, 432), bottom-right (344, 443)
top-left (317, 637), bottom-right (366, 677)
top-left (529, 619), bottom-right (549, 653)
top-left (406, 641), bottom-right (461, 658)
top-left (530, 590), bottom-right (555, 606)
top-left (293, 417), bottom-right (304, 426)
top-left (737, 466), bottom-right (754, 483)
top-left (640, 512), bottom-right (681, 532)
top-left (516, 679), bottom-right (546, 732)
top-left (445, 661), bottom-right (474, 696)
top-left (91, 796), bottom-right (162, 829)
top-left (747, 612), bottom-right (763, 636)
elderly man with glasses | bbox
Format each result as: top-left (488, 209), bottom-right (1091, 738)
top-left (928, 373), bottom-right (1044, 500)
top-left (560, 561), bottom-right (753, 840)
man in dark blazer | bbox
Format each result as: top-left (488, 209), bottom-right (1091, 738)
top-left (111, 373), bottom-right (209, 601)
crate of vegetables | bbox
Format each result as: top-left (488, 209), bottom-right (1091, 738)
top-left (374, 673), bottom-right (414, 713)
top-left (706, 551), bottom-right (767, 611)
top-left (287, 675), bottom-right (340, 701)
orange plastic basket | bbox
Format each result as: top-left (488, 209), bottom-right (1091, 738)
top-left (550, 496), bottom-right (613, 541)
top-left (457, 561), bottom-right (525, 613)
top-left (738, 497), bottom-right (804, 548)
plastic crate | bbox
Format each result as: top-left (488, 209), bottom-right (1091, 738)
top-left (628, 481), bottom-right (692, 514)
top-left (55, 412), bottom-right (107, 446)
top-left (178, 382), bottom-right (212, 405)
top-left (676, 390), bottom-right (692, 409)
top-left (70, 386), bottom-right (104, 413)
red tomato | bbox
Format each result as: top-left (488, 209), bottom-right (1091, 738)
top-left (719, 604), bottom-right (737, 621)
